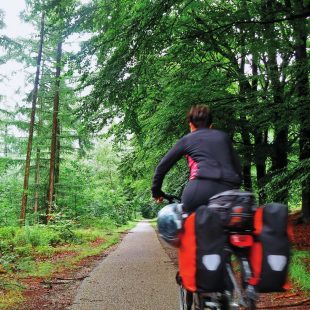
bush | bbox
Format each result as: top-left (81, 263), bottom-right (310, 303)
top-left (14, 227), bottom-right (46, 247)
top-left (79, 216), bottom-right (117, 229)
top-left (15, 245), bottom-right (32, 257)
top-left (75, 228), bottom-right (103, 242)
top-left (34, 245), bottom-right (54, 257)
top-left (140, 203), bottom-right (161, 219)
top-left (16, 258), bottom-right (36, 272)
top-left (48, 215), bottom-right (81, 244)
top-left (0, 240), bottom-right (18, 271)
top-left (13, 226), bottom-right (67, 247)
top-left (0, 227), bottom-right (16, 240)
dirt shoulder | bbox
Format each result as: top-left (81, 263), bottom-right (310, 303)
top-left (19, 237), bottom-right (124, 310)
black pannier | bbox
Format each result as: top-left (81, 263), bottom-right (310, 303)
top-left (249, 203), bottom-right (291, 292)
top-left (179, 207), bottom-right (227, 292)
top-left (207, 190), bottom-right (256, 232)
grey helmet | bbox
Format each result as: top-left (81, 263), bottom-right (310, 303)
top-left (157, 203), bottom-right (183, 247)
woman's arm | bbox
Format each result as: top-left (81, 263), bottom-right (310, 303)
top-left (151, 138), bottom-right (185, 198)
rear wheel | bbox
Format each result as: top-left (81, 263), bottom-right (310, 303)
top-left (244, 285), bottom-right (257, 310)
top-left (246, 298), bottom-right (256, 310)
top-left (179, 286), bottom-right (194, 310)
top-left (218, 293), bottom-right (230, 310)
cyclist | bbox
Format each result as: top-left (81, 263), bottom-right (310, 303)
top-left (151, 104), bottom-right (242, 212)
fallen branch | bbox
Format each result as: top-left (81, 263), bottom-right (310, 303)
top-left (274, 293), bottom-right (298, 299)
top-left (257, 298), bottom-right (310, 309)
top-left (41, 276), bottom-right (89, 286)
top-left (55, 276), bottom-right (89, 281)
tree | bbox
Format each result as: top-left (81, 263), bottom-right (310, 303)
top-left (47, 40), bottom-right (62, 221)
top-left (20, 11), bottom-right (45, 226)
top-left (77, 0), bottom-right (309, 217)
top-left (290, 0), bottom-right (310, 222)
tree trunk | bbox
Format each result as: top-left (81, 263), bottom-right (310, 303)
top-left (33, 95), bottom-right (43, 216)
top-left (252, 54), bottom-right (267, 203)
top-left (240, 117), bottom-right (253, 191)
top-left (263, 0), bottom-right (288, 204)
top-left (33, 56), bottom-right (46, 217)
top-left (33, 148), bottom-right (41, 214)
top-left (47, 40), bottom-right (62, 222)
top-left (239, 40), bottom-right (253, 192)
top-left (254, 131), bottom-right (267, 204)
top-left (54, 120), bottom-right (61, 204)
top-left (20, 12), bottom-right (45, 226)
top-left (291, 0), bottom-right (310, 222)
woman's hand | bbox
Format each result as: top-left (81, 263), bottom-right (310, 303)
top-left (152, 189), bottom-right (165, 204)
top-left (154, 196), bottom-right (164, 204)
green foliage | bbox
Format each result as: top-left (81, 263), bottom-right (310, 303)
top-left (0, 219), bottom-right (116, 273)
top-left (48, 213), bottom-right (81, 244)
top-left (34, 245), bottom-right (54, 257)
top-left (140, 202), bottom-right (161, 219)
top-left (0, 165), bottom-right (23, 226)
top-left (48, 141), bottom-right (138, 225)
top-left (73, 0), bottom-right (310, 220)
top-left (78, 216), bottom-right (117, 229)
top-left (2, 0), bottom-right (308, 226)
top-left (290, 250), bottom-right (310, 292)
top-left (0, 224), bottom-right (77, 273)
top-left (14, 226), bottom-right (59, 247)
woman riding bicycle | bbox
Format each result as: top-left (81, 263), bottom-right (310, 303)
top-left (151, 105), bottom-right (242, 212)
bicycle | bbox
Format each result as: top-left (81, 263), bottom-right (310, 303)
top-left (177, 236), bottom-right (257, 310)
top-left (160, 193), bottom-right (258, 310)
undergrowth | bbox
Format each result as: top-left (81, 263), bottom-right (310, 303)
top-left (290, 250), bottom-right (310, 294)
top-left (0, 216), bottom-right (136, 309)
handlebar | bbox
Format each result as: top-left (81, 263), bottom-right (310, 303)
top-left (162, 193), bottom-right (181, 204)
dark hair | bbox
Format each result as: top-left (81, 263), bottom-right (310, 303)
top-left (187, 105), bottom-right (212, 128)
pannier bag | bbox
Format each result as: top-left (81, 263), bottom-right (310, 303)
top-left (248, 203), bottom-right (291, 292)
top-left (207, 190), bottom-right (256, 232)
top-left (178, 206), bottom-right (226, 293)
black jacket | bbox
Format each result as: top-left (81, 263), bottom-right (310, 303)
top-left (151, 128), bottom-right (242, 197)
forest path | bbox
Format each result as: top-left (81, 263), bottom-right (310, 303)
top-left (69, 221), bottom-right (179, 310)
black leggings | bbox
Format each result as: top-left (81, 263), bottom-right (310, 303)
top-left (181, 179), bottom-right (237, 213)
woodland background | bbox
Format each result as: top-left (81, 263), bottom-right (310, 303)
top-left (0, 0), bottom-right (309, 306)
top-left (1, 0), bottom-right (308, 225)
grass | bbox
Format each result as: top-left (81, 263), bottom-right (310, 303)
top-left (0, 289), bottom-right (24, 310)
top-left (290, 250), bottom-right (310, 294)
top-left (0, 219), bottom-right (137, 309)
top-left (0, 278), bottom-right (25, 310)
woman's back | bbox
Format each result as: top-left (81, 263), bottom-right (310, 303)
top-left (181, 128), bottom-right (241, 185)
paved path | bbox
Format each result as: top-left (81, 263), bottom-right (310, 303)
top-left (69, 221), bottom-right (179, 310)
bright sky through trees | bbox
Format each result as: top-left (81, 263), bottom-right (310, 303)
top-left (0, 0), bottom-right (90, 111)
top-left (0, 1), bottom-right (34, 110)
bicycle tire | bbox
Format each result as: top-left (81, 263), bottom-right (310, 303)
top-left (179, 286), bottom-right (186, 310)
top-left (179, 286), bottom-right (194, 310)
top-left (245, 298), bottom-right (256, 310)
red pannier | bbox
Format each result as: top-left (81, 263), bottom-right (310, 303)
top-left (178, 206), bottom-right (226, 293)
top-left (248, 203), bottom-right (292, 292)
